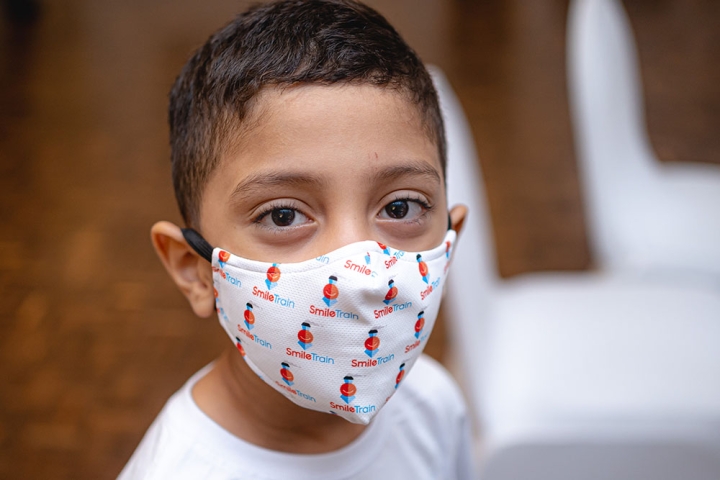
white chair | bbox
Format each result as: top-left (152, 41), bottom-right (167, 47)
top-left (567, 0), bottom-right (720, 288)
top-left (431, 58), bottom-right (720, 479)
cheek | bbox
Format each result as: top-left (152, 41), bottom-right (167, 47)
top-left (377, 208), bottom-right (448, 251)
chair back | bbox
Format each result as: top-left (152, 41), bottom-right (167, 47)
top-left (568, 0), bottom-right (720, 283)
top-left (567, 0), bottom-right (660, 270)
top-left (429, 66), bottom-right (497, 408)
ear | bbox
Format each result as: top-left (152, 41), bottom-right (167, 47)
top-left (151, 221), bottom-right (215, 318)
top-left (449, 204), bottom-right (468, 237)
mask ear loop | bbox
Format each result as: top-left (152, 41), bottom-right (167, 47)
top-left (447, 213), bottom-right (452, 231)
top-left (181, 228), bottom-right (214, 263)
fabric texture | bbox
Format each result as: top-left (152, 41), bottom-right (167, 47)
top-left (118, 354), bottom-right (476, 480)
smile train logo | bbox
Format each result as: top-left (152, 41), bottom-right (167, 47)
top-left (340, 375), bottom-right (356, 404)
top-left (414, 310), bottom-right (425, 339)
top-left (265, 263), bottom-right (281, 289)
top-left (395, 363), bottom-right (406, 389)
top-left (416, 254), bottom-right (429, 284)
top-left (244, 303), bottom-right (255, 330)
top-left (218, 250), bottom-right (231, 269)
top-left (280, 362), bottom-right (294, 386)
top-left (383, 279), bottom-right (398, 305)
top-left (364, 329), bottom-right (380, 358)
top-left (234, 337), bottom-right (246, 357)
top-left (323, 275), bottom-right (339, 307)
top-left (297, 322), bottom-right (313, 350)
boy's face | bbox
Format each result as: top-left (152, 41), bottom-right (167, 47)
top-left (198, 84), bottom-right (461, 262)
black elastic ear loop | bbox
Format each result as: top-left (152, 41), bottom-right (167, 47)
top-left (181, 228), bottom-right (214, 263)
top-left (447, 213), bottom-right (452, 231)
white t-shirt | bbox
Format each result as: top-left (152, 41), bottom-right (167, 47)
top-left (118, 354), bottom-right (476, 480)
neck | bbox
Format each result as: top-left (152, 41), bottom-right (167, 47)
top-left (192, 346), bottom-right (367, 454)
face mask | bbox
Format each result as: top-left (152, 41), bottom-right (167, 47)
top-left (182, 227), bottom-right (457, 424)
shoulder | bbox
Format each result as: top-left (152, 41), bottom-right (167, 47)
top-left (118, 395), bottom-right (190, 479)
top-left (118, 367), bottom-right (237, 480)
top-left (118, 393), bottom-right (215, 479)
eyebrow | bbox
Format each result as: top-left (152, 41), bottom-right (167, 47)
top-left (230, 171), bottom-right (327, 204)
top-left (230, 160), bottom-right (441, 204)
top-left (371, 161), bottom-right (442, 186)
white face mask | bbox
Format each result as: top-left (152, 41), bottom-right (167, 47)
top-left (183, 228), bottom-right (457, 424)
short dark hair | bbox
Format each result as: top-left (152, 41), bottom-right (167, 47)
top-left (169, 0), bottom-right (446, 227)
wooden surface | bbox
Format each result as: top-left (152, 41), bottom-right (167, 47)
top-left (0, 0), bottom-right (717, 478)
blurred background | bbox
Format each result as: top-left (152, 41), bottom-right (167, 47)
top-left (0, 0), bottom-right (718, 478)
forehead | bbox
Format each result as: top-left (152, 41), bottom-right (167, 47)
top-left (209, 83), bottom-right (442, 197)
top-left (237, 83), bottom-right (436, 153)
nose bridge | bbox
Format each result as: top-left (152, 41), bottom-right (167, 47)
top-left (319, 209), bottom-right (373, 254)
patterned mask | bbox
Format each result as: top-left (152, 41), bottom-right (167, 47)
top-left (182, 228), bottom-right (456, 424)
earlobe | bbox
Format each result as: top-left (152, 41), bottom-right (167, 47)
top-left (151, 221), bottom-right (216, 318)
top-left (449, 204), bottom-right (468, 236)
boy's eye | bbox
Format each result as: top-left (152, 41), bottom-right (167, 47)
top-left (379, 197), bottom-right (430, 222)
top-left (271, 208), bottom-right (296, 226)
top-left (385, 200), bottom-right (409, 219)
top-left (255, 203), bottom-right (311, 229)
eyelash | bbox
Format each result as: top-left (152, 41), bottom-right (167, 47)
top-left (252, 195), bottom-right (433, 228)
top-left (390, 194), bottom-right (433, 212)
top-left (253, 201), bottom-right (305, 226)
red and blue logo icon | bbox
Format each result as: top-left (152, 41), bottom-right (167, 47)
top-left (298, 322), bottom-right (313, 350)
top-left (244, 303), bottom-right (255, 330)
top-left (323, 275), bottom-right (339, 307)
top-left (218, 250), bottom-right (231, 269)
top-left (234, 337), bottom-right (246, 357)
top-left (383, 279), bottom-right (398, 305)
top-left (445, 240), bottom-right (452, 259)
top-left (340, 375), bottom-right (356, 404)
top-left (416, 254), bottom-right (430, 284)
top-left (280, 362), bottom-right (294, 386)
top-left (395, 363), bottom-right (406, 389)
top-left (377, 242), bottom-right (390, 255)
top-left (364, 329), bottom-right (380, 358)
top-left (414, 310), bottom-right (425, 339)
top-left (265, 263), bottom-right (281, 290)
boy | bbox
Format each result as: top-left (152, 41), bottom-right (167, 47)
top-left (120, 0), bottom-right (474, 478)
